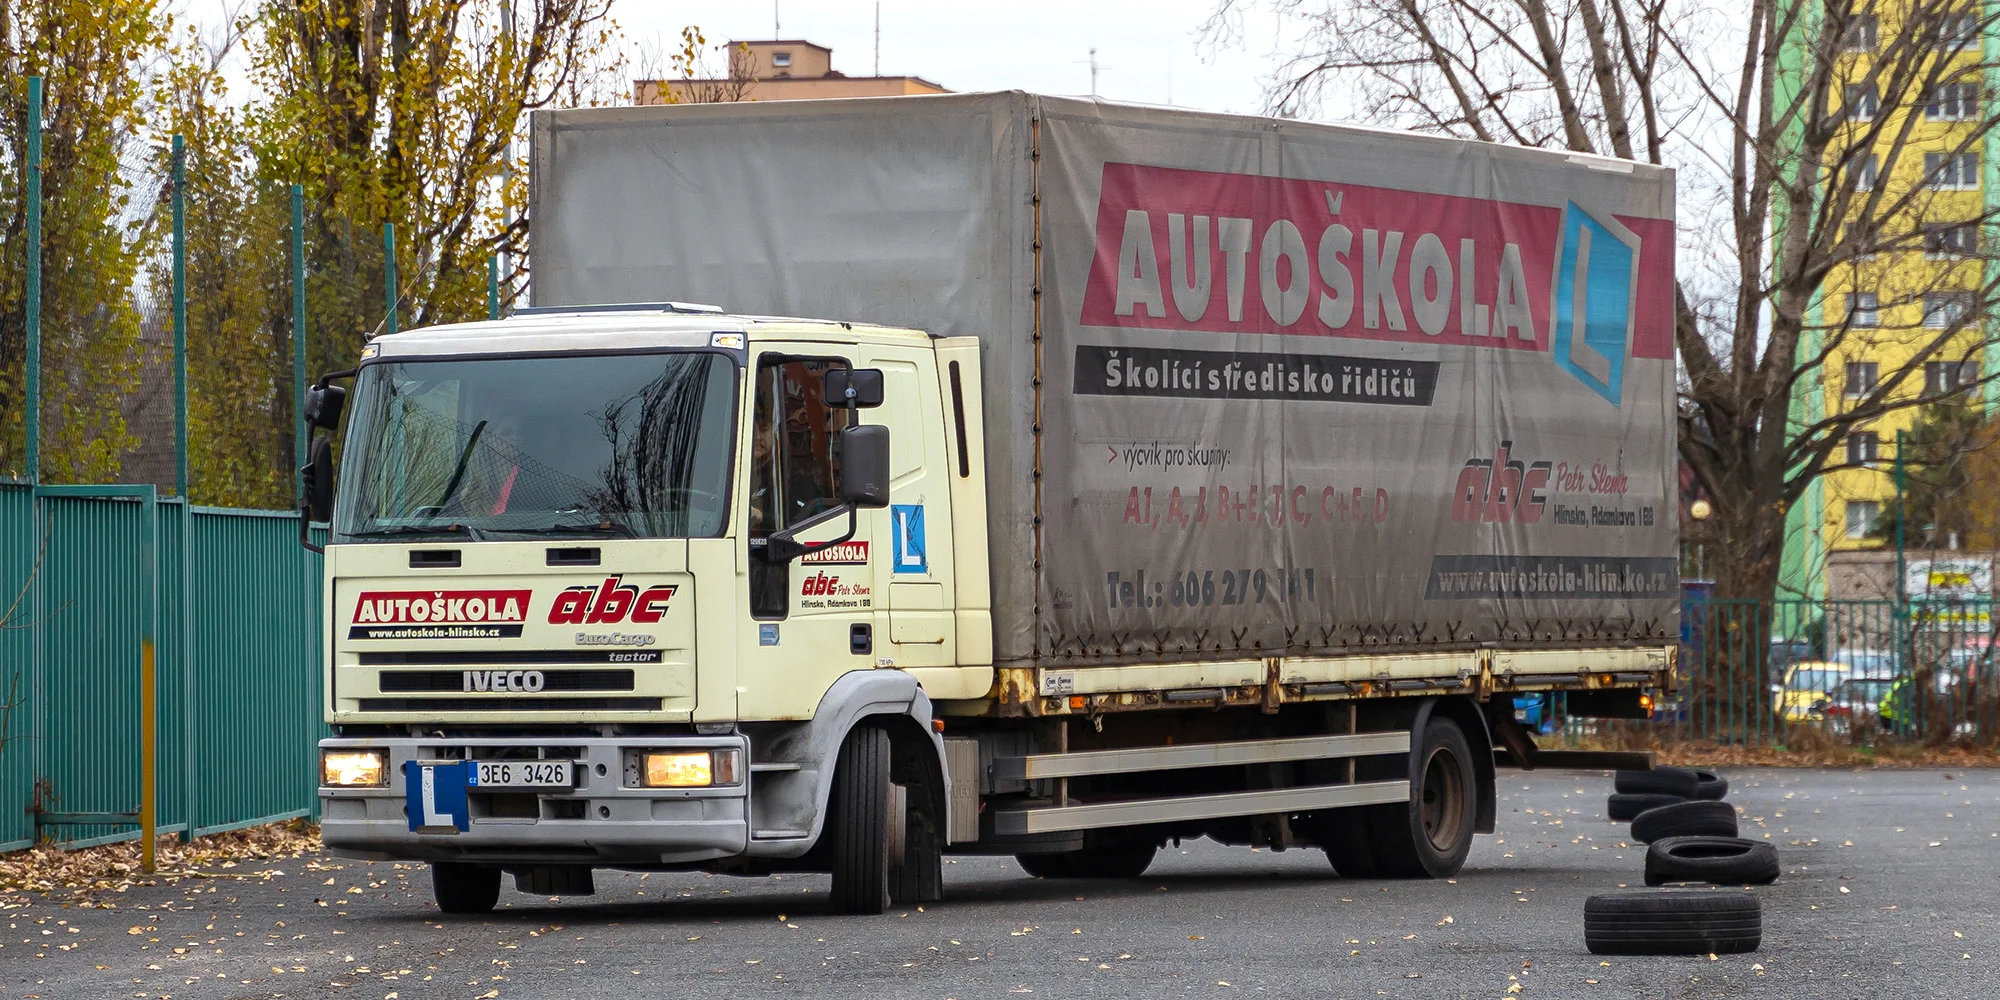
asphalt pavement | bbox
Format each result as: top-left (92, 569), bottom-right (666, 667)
top-left (3, 767), bottom-right (1997, 999)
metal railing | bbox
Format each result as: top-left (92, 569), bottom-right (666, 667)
top-left (0, 483), bottom-right (325, 854)
top-left (1525, 596), bottom-right (2000, 749)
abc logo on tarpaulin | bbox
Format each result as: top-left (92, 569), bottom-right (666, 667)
top-left (1550, 202), bottom-right (1640, 407)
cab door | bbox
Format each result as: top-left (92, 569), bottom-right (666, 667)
top-left (850, 344), bottom-right (958, 673)
top-left (737, 350), bottom-right (883, 720)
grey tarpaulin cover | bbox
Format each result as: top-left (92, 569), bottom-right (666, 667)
top-left (531, 92), bottom-right (1679, 668)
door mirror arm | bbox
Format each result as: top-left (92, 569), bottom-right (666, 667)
top-left (761, 504), bottom-right (857, 564)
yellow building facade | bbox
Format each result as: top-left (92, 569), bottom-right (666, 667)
top-left (1785, 5), bottom-right (1993, 594)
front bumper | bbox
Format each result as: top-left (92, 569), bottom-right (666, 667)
top-left (317, 735), bottom-right (749, 866)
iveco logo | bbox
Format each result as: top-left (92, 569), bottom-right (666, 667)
top-left (463, 670), bottom-right (546, 693)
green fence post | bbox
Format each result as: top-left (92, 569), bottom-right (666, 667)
top-left (172, 135), bottom-right (188, 499)
top-left (292, 186), bottom-right (307, 497)
top-left (383, 222), bottom-right (398, 336)
top-left (24, 76), bottom-right (42, 483)
top-left (488, 253), bottom-right (500, 320)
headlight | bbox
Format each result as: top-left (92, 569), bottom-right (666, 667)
top-left (321, 749), bottom-right (388, 787)
top-left (641, 749), bottom-right (740, 787)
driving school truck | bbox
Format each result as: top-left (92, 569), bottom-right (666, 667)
top-left (309, 93), bottom-right (1679, 915)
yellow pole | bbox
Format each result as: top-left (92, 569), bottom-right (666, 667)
top-left (140, 637), bottom-right (156, 873)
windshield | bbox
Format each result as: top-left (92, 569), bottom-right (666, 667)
top-left (334, 352), bottom-right (738, 540)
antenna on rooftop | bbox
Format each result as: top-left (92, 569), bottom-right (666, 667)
top-left (875, 3), bottom-right (881, 76)
top-left (1075, 47), bottom-right (1105, 98)
top-left (774, 0), bottom-right (780, 38)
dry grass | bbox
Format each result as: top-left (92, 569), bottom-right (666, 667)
top-left (1566, 725), bottom-right (2000, 769)
top-left (0, 819), bottom-right (320, 904)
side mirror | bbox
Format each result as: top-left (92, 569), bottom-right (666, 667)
top-left (837, 424), bottom-right (890, 507)
top-left (825, 369), bottom-right (885, 408)
top-left (305, 383), bottom-right (347, 430)
top-left (304, 436), bottom-right (335, 522)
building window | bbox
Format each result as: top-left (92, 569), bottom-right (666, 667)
top-left (1925, 152), bottom-right (1980, 190)
top-left (1844, 14), bottom-right (1879, 50)
top-left (1940, 12), bottom-right (1980, 49)
top-left (1844, 84), bottom-right (1879, 120)
top-left (1848, 292), bottom-right (1879, 327)
top-left (1845, 500), bottom-right (1880, 540)
top-left (1924, 222), bottom-right (1979, 256)
top-left (1846, 431), bottom-right (1880, 464)
top-left (1854, 154), bottom-right (1878, 191)
top-left (1924, 291), bottom-right (1974, 329)
top-left (1926, 359), bottom-right (1979, 394)
top-left (1927, 80), bottom-right (1980, 120)
top-left (772, 51), bottom-right (792, 67)
top-left (1844, 360), bottom-right (1879, 398)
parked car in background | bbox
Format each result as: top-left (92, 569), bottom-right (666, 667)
top-left (1811, 676), bottom-right (1898, 735)
top-left (1777, 660), bottom-right (1864, 722)
top-left (1769, 638), bottom-right (1818, 682)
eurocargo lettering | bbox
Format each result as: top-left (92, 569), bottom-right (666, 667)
top-left (308, 93), bottom-right (1677, 917)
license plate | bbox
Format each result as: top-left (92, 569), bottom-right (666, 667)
top-left (473, 760), bottom-right (573, 789)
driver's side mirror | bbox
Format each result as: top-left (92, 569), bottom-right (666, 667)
top-left (303, 436), bottom-right (335, 523)
top-left (305, 383), bottom-right (347, 430)
top-left (838, 424), bottom-right (890, 508)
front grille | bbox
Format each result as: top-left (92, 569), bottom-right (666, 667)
top-left (356, 697), bottom-right (662, 712)
top-left (378, 669), bottom-right (636, 692)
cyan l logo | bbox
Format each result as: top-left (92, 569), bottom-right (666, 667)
top-left (891, 504), bottom-right (927, 574)
top-left (1550, 202), bottom-right (1640, 406)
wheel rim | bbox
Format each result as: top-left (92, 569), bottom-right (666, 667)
top-left (1419, 745), bottom-right (1467, 852)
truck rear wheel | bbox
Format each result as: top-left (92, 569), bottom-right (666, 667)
top-left (430, 863), bottom-right (501, 915)
top-left (1368, 716), bottom-right (1477, 878)
top-left (828, 726), bottom-right (894, 914)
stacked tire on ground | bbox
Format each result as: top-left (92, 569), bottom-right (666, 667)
top-left (1585, 767), bottom-right (1775, 956)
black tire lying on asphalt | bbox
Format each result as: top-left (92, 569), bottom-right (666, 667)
top-left (1691, 769), bottom-right (1729, 800)
top-left (1631, 799), bottom-right (1739, 844)
top-left (1614, 767), bottom-right (1700, 798)
top-left (1607, 792), bottom-right (1686, 821)
top-left (1584, 891), bottom-right (1762, 955)
top-left (1645, 836), bottom-right (1779, 886)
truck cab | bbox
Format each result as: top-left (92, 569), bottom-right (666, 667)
top-left (315, 305), bottom-right (970, 913)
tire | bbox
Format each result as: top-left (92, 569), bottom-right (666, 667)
top-left (1631, 800), bottom-right (1738, 844)
top-left (828, 726), bottom-right (893, 914)
top-left (1016, 852), bottom-right (1080, 879)
top-left (1607, 792), bottom-right (1685, 821)
top-left (1614, 767), bottom-right (1699, 798)
top-left (1691, 770), bottom-right (1729, 801)
top-left (1584, 891), bottom-right (1762, 955)
top-left (1318, 810), bottom-right (1383, 878)
top-left (430, 863), bottom-right (501, 915)
top-left (1645, 836), bottom-right (1780, 886)
top-left (1015, 835), bottom-right (1157, 879)
top-left (1367, 716), bottom-right (1478, 878)
top-left (893, 808), bottom-right (944, 905)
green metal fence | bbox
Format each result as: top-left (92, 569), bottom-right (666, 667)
top-left (0, 483), bottom-right (325, 851)
top-left (1534, 596), bottom-right (2000, 749)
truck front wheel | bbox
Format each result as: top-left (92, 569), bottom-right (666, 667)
top-left (430, 863), bottom-right (501, 915)
top-left (827, 726), bottom-right (894, 914)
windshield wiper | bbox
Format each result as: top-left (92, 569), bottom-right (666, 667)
top-left (347, 523), bottom-right (487, 540)
top-left (498, 522), bottom-right (638, 539)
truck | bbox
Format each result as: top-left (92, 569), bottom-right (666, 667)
top-left (309, 92), bottom-right (1679, 915)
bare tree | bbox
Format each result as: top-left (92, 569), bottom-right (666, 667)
top-left (633, 28), bottom-right (755, 105)
top-left (1209, 0), bottom-right (2000, 605)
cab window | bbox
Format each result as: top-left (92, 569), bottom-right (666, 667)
top-left (748, 358), bottom-right (849, 617)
